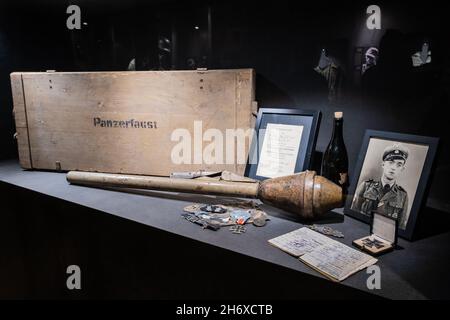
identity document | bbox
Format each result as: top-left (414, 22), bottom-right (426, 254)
top-left (268, 227), bottom-right (378, 282)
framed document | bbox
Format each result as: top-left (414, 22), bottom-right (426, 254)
top-left (245, 108), bottom-right (321, 180)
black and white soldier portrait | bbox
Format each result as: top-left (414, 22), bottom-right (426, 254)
top-left (351, 138), bottom-right (429, 230)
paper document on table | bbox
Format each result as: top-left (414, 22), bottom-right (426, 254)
top-left (256, 123), bottom-right (303, 178)
top-left (300, 241), bottom-right (378, 282)
top-left (268, 227), bottom-right (331, 257)
top-left (269, 227), bottom-right (377, 282)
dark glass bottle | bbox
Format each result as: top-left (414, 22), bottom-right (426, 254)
top-left (322, 112), bottom-right (349, 200)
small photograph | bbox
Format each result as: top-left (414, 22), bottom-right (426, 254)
top-left (345, 130), bottom-right (438, 239)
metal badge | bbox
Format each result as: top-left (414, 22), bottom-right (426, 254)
top-left (362, 238), bottom-right (385, 249)
top-left (200, 205), bottom-right (227, 213)
top-left (181, 213), bottom-right (220, 231)
top-left (229, 225), bottom-right (246, 234)
top-left (307, 224), bottom-right (344, 238)
top-left (253, 217), bottom-right (267, 227)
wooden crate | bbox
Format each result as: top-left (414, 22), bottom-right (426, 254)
top-left (11, 69), bottom-right (256, 176)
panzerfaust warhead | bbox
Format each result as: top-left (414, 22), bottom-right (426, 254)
top-left (66, 170), bottom-right (342, 219)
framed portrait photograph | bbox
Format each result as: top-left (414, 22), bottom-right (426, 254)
top-left (344, 130), bottom-right (439, 240)
top-left (245, 108), bottom-right (321, 180)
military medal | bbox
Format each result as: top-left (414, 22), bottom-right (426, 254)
top-left (229, 225), bottom-right (246, 234)
top-left (307, 224), bottom-right (344, 238)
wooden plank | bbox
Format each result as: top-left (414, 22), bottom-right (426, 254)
top-left (235, 69), bottom-right (255, 174)
top-left (10, 73), bottom-right (32, 169)
top-left (14, 69), bottom-right (255, 176)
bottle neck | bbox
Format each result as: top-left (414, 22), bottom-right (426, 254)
top-left (331, 118), bottom-right (344, 142)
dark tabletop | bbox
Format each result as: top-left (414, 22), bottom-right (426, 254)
top-left (1, 160), bottom-right (449, 300)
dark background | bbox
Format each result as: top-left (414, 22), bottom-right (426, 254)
top-left (0, 0), bottom-right (448, 212)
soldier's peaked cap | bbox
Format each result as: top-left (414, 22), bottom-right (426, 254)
top-left (383, 143), bottom-right (409, 162)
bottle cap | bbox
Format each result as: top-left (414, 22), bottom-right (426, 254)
top-left (334, 111), bottom-right (343, 119)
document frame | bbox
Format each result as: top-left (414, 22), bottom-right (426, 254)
top-left (245, 108), bottom-right (321, 180)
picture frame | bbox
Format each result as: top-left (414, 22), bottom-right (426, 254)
top-left (344, 130), bottom-right (439, 240)
top-left (245, 108), bottom-right (321, 181)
